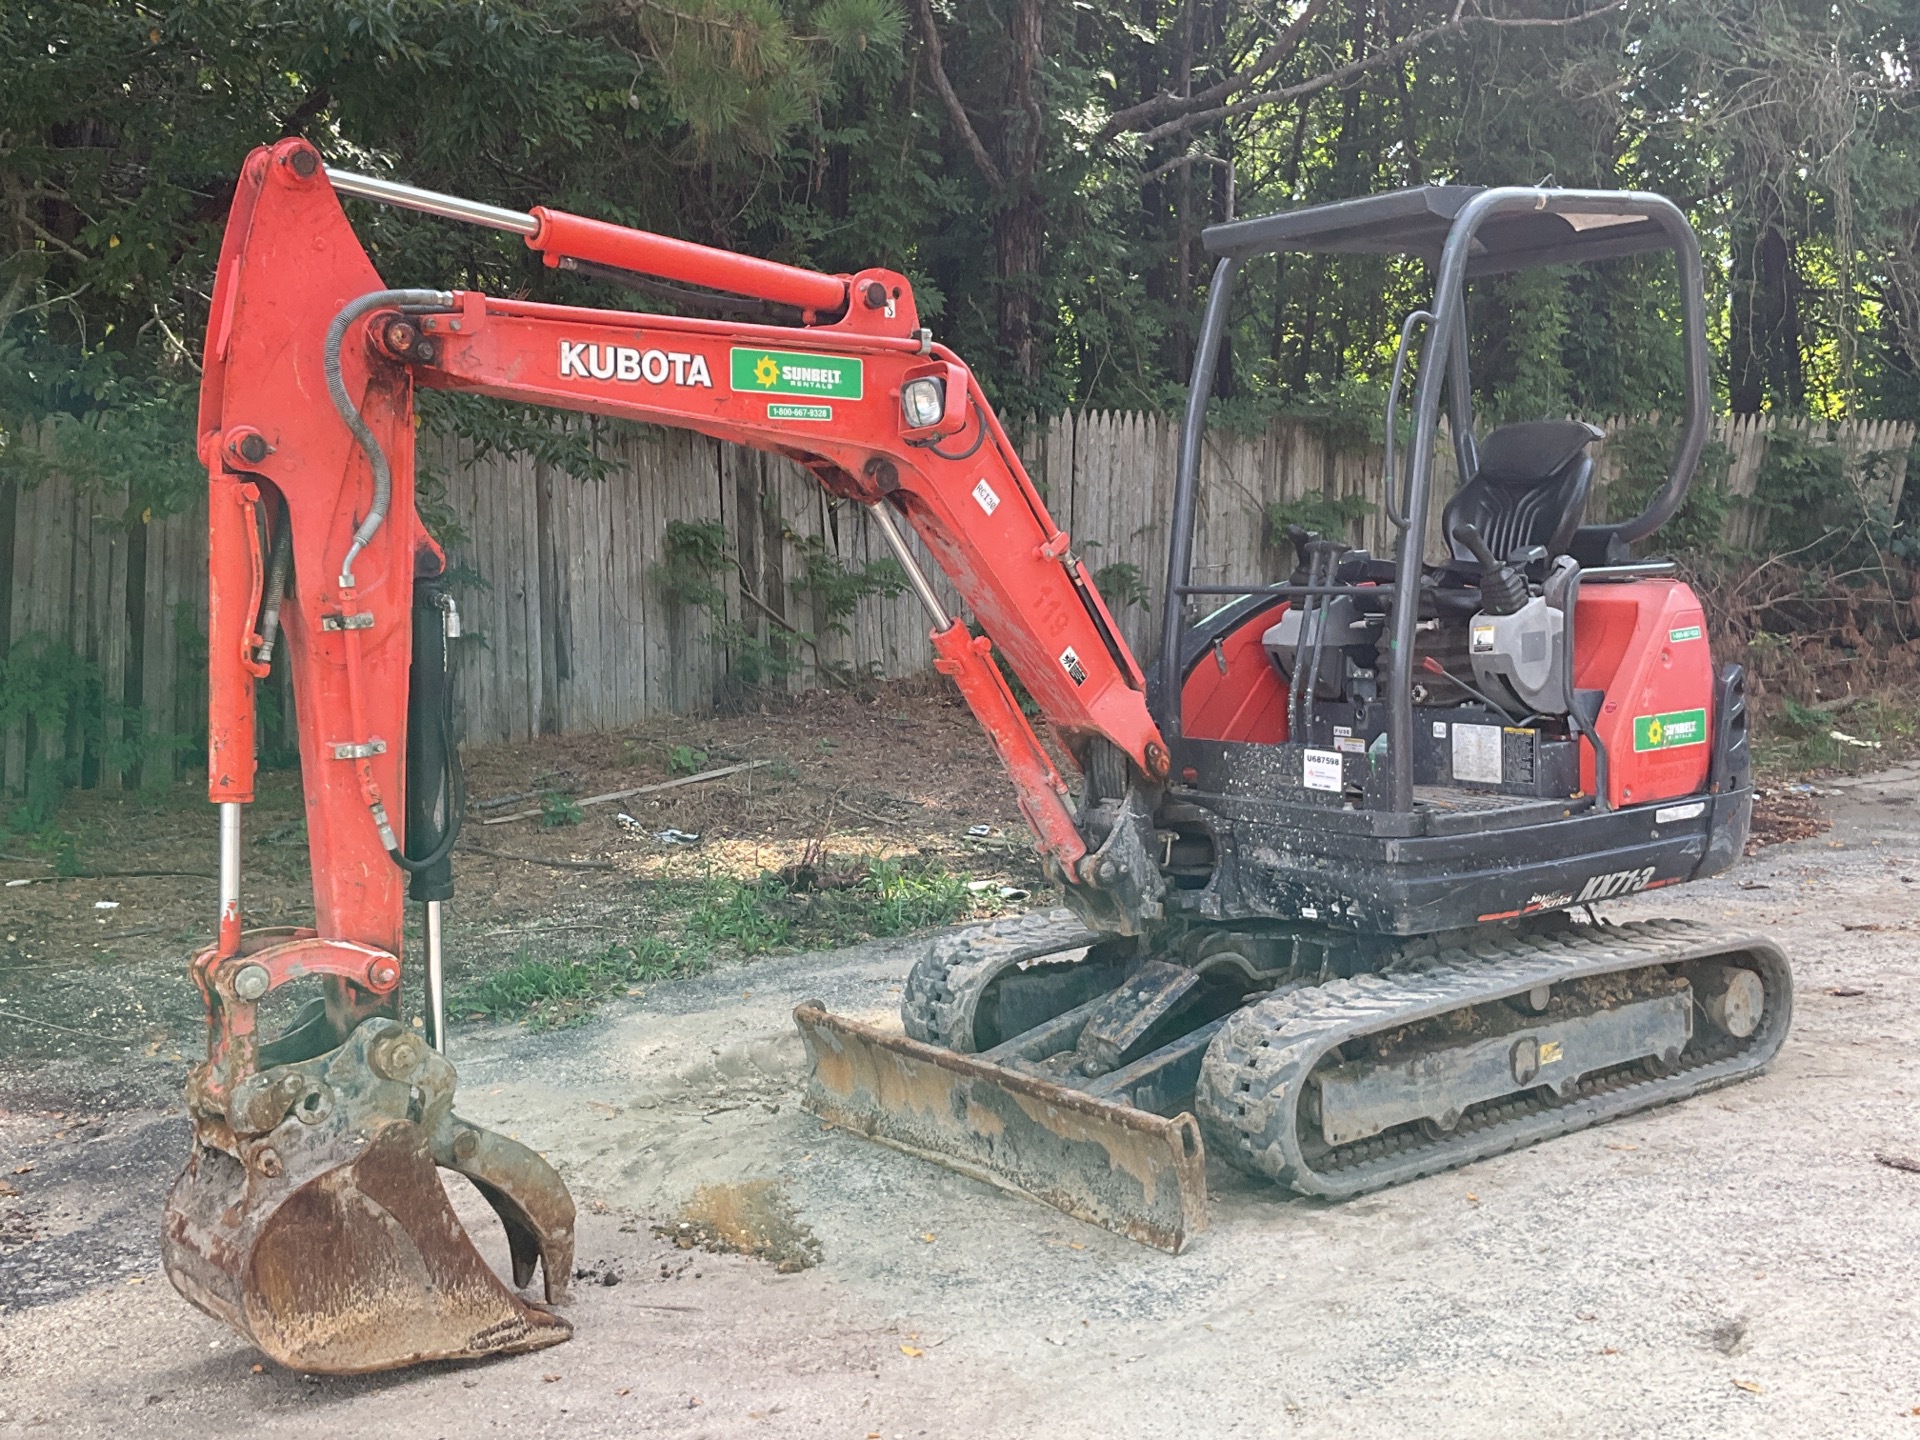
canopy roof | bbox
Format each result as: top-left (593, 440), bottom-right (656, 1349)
top-left (1202, 185), bottom-right (1678, 275)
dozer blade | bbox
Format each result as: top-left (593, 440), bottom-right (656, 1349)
top-left (164, 1018), bottom-right (574, 1373)
top-left (794, 1001), bottom-right (1207, 1252)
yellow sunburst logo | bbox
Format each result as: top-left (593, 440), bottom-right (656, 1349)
top-left (1645, 717), bottom-right (1664, 746)
top-left (753, 354), bottom-right (780, 388)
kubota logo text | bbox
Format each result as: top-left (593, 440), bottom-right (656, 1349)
top-left (559, 341), bottom-right (713, 387)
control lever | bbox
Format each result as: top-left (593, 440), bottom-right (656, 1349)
top-left (1451, 523), bottom-right (1529, 616)
top-left (1286, 524), bottom-right (1320, 576)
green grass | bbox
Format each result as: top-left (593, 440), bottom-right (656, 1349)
top-left (457, 935), bottom-right (706, 1029)
top-left (1753, 694), bottom-right (1919, 777)
top-left (455, 856), bottom-right (982, 1027)
top-left (684, 857), bottom-right (973, 956)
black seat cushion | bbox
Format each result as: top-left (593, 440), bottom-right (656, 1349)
top-left (1442, 419), bottom-right (1602, 563)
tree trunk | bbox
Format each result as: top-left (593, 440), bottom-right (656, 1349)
top-left (994, 0), bottom-right (1046, 379)
top-left (1729, 188), bottom-right (1803, 414)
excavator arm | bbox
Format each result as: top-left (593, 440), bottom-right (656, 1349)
top-left (169, 137), bottom-right (1169, 1371)
top-left (203, 140), bottom-right (1165, 939)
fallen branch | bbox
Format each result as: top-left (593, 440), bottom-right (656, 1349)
top-left (458, 845), bottom-right (618, 873)
top-left (1874, 1152), bottom-right (1920, 1175)
top-left (480, 759), bottom-right (773, 826)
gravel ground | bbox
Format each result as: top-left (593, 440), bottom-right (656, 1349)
top-left (2, 762), bottom-right (1918, 1438)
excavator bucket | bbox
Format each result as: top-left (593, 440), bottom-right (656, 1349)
top-left (164, 1009), bottom-right (575, 1373)
top-left (794, 1002), bottom-right (1208, 1252)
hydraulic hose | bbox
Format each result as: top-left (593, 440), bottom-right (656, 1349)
top-left (324, 288), bottom-right (454, 587)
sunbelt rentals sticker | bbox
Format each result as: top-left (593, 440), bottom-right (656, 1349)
top-left (731, 348), bottom-right (863, 400)
top-left (1633, 707), bottom-right (1707, 751)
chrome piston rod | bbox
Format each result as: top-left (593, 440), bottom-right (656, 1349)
top-left (218, 801), bottom-right (242, 936)
top-left (425, 900), bottom-right (447, 1056)
top-left (865, 502), bottom-right (951, 628)
top-left (325, 168), bottom-right (539, 237)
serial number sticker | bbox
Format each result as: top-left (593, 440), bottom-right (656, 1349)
top-left (1669, 624), bottom-right (1703, 643)
top-left (1058, 646), bottom-right (1087, 686)
top-left (1633, 707), bottom-right (1707, 751)
top-left (1302, 749), bottom-right (1344, 792)
top-left (1451, 723), bottom-right (1503, 784)
top-left (972, 479), bottom-right (1001, 516)
top-left (1655, 800), bottom-right (1707, 824)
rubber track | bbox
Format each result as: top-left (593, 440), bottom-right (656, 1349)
top-left (900, 908), bottom-right (1101, 1052)
top-left (1194, 918), bottom-right (1793, 1199)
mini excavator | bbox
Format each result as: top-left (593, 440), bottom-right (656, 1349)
top-left (171, 139), bottom-right (1789, 1372)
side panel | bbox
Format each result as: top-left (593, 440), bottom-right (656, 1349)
top-left (1178, 605), bottom-right (1290, 745)
top-left (1574, 580), bottom-right (1714, 806)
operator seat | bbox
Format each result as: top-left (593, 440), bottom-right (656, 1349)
top-left (1442, 419), bottom-right (1603, 563)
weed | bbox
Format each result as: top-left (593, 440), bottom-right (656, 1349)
top-left (856, 857), bottom-right (972, 936)
top-left (540, 792), bottom-right (584, 827)
top-left (686, 876), bottom-right (794, 954)
top-left (456, 936), bottom-right (706, 1030)
top-left (1091, 560), bottom-right (1151, 611)
top-left (1266, 489), bottom-right (1374, 549)
top-left (1755, 694), bottom-right (1917, 776)
top-left (667, 744), bottom-right (710, 775)
top-left (455, 856), bottom-right (986, 1028)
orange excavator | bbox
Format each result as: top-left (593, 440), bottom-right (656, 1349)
top-left (171, 139), bottom-right (1789, 1372)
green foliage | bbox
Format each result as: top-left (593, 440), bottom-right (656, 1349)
top-left (416, 393), bottom-right (613, 487)
top-left (654, 520), bottom-right (732, 610)
top-left (655, 514), bottom-right (907, 694)
top-left (1751, 431), bottom-right (1867, 557)
top-left (789, 533), bottom-right (907, 635)
top-left (1091, 560), bottom-right (1151, 612)
top-left (666, 744), bottom-right (710, 776)
top-left (457, 936), bottom-right (704, 1030)
top-left (0, 634), bottom-right (179, 827)
top-left (1605, 422), bottom-right (1735, 558)
top-left (539, 792), bottom-right (584, 827)
top-left (1266, 490), bottom-right (1375, 548)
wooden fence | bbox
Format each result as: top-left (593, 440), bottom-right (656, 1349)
top-left (2, 410), bottom-right (1911, 792)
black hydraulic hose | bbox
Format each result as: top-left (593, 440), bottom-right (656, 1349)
top-left (324, 287), bottom-right (455, 587)
top-left (390, 698), bottom-right (466, 875)
top-left (254, 520), bottom-right (292, 667)
top-left (909, 394), bottom-right (990, 462)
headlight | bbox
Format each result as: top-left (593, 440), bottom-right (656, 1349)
top-left (901, 376), bottom-right (946, 429)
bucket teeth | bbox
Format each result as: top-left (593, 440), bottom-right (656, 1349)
top-left (163, 1017), bottom-right (575, 1373)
